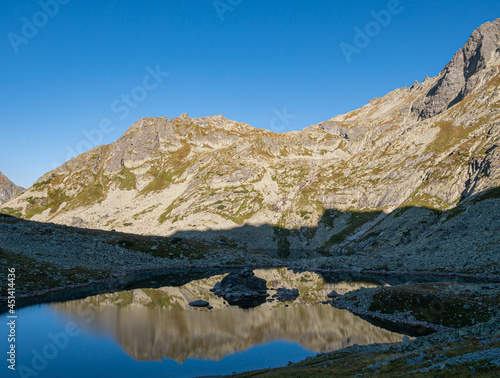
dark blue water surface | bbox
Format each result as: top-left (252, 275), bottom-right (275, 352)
top-left (5, 305), bottom-right (317, 378)
top-left (2, 269), bottom-right (411, 377)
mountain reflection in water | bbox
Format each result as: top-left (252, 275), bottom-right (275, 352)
top-left (51, 269), bottom-right (404, 363)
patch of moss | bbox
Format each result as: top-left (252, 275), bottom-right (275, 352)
top-left (473, 187), bottom-right (500, 203)
top-left (71, 180), bottom-right (106, 209)
top-left (132, 205), bottom-right (158, 220)
top-left (25, 188), bottom-right (73, 219)
top-left (107, 236), bottom-right (208, 260)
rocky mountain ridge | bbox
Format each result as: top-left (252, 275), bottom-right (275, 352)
top-left (1, 19), bottom-right (499, 256)
top-left (0, 171), bottom-right (24, 206)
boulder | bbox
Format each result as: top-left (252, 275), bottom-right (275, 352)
top-left (189, 300), bottom-right (210, 308)
top-left (273, 288), bottom-right (300, 302)
top-left (211, 268), bottom-right (268, 309)
top-left (327, 290), bottom-right (340, 299)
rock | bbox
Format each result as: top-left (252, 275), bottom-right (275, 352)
top-left (211, 268), bottom-right (268, 309)
top-left (274, 288), bottom-right (300, 302)
top-left (81, 241), bottom-right (97, 249)
top-left (240, 267), bottom-right (255, 278)
top-left (133, 289), bottom-right (152, 305)
top-left (327, 290), bottom-right (340, 299)
top-left (0, 172), bottom-right (24, 206)
top-left (412, 19), bottom-right (500, 119)
top-left (219, 269), bottom-right (267, 292)
top-left (189, 300), bottom-right (210, 308)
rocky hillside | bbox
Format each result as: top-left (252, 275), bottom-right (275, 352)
top-left (2, 19), bottom-right (500, 256)
top-left (0, 172), bottom-right (24, 206)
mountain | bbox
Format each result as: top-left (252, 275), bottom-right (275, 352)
top-left (0, 172), bottom-right (24, 206)
top-left (2, 19), bottom-right (499, 258)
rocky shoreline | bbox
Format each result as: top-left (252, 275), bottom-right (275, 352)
top-left (233, 281), bottom-right (500, 376)
top-left (329, 299), bottom-right (454, 335)
top-left (2, 263), bottom-right (498, 312)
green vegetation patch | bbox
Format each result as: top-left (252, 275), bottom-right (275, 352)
top-left (233, 335), bottom-right (500, 377)
top-left (140, 144), bottom-right (193, 195)
top-left (0, 207), bottom-right (22, 218)
top-left (32, 176), bottom-right (53, 189)
top-left (426, 121), bottom-right (480, 154)
top-left (322, 211), bottom-right (381, 249)
top-left (0, 247), bottom-right (111, 294)
top-left (401, 193), bottom-right (451, 211)
top-left (369, 283), bottom-right (499, 328)
top-left (472, 187), bottom-right (500, 203)
top-left (25, 188), bottom-right (73, 219)
top-left (71, 179), bottom-right (107, 209)
top-left (117, 167), bottom-right (137, 190)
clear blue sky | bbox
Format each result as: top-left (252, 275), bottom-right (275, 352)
top-left (1, 0), bottom-right (499, 188)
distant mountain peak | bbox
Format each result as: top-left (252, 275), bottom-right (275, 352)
top-left (412, 18), bottom-right (500, 120)
top-left (0, 172), bottom-right (24, 206)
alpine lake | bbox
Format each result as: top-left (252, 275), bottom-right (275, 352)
top-left (3, 267), bottom-right (489, 378)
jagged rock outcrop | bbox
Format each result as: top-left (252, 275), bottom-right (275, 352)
top-left (1, 19), bottom-right (499, 255)
top-left (411, 19), bottom-right (500, 119)
top-left (0, 172), bottom-right (24, 206)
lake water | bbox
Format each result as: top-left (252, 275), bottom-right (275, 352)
top-left (4, 268), bottom-right (405, 377)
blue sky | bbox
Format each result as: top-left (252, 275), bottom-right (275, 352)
top-left (1, 0), bottom-right (499, 188)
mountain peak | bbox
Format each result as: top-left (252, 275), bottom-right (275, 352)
top-left (412, 18), bottom-right (500, 119)
top-left (1, 19), bottom-right (498, 256)
top-left (0, 172), bottom-right (24, 206)
top-left (0, 171), bottom-right (10, 186)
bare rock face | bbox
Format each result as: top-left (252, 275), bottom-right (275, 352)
top-left (412, 19), bottom-right (500, 119)
top-left (317, 120), bottom-right (350, 139)
top-left (0, 172), bottom-right (24, 206)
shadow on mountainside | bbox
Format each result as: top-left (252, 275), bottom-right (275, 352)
top-left (153, 186), bottom-right (500, 259)
top-left (1, 187), bottom-right (499, 262)
top-left (0, 187), bottom-right (499, 312)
